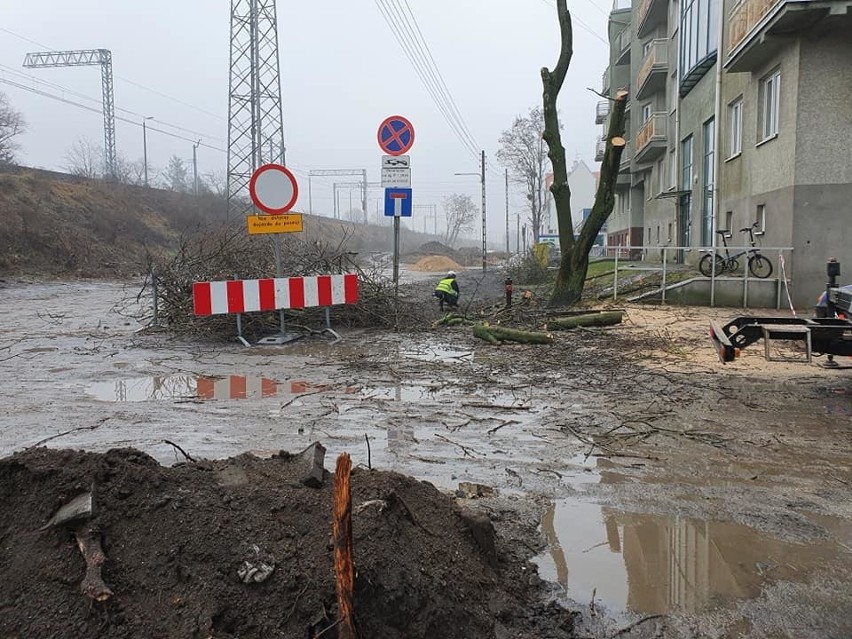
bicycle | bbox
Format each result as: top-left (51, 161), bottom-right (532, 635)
top-left (698, 222), bottom-right (773, 278)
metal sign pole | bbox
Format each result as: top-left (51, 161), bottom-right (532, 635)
top-left (393, 213), bottom-right (400, 330)
top-left (273, 234), bottom-right (287, 332)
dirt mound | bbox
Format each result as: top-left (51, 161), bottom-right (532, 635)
top-left (417, 241), bottom-right (458, 258)
top-left (0, 447), bottom-right (570, 638)
top-left (410, 255), bottom-right (464, 273)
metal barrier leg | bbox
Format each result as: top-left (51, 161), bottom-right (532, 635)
top-left (661, 248), bottom-right (668, 305)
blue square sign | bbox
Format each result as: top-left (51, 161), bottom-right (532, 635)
top-left (384, 188), bottom-right (412, 217)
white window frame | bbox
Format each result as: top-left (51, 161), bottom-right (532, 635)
top-left (641, 102), bottom-right (653, 123)
top-left (759, 70), bottom-right (781, 142)
top-left (728, 97), bottom-right (743, 158)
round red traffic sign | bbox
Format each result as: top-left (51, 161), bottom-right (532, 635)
top-left (377, 115), bottom-right (415, 156)
top-left (249, 164), bottom-right (299, 214)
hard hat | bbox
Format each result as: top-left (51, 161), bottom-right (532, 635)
top-left (447, 270), bottom-right (456, 276)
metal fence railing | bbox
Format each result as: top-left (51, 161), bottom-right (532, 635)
top-left (601, 244), bottom-right (795, 307)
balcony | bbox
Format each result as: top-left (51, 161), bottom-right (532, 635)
top-left (615, 27), bottom-right (631, 66)
top-left (634, 112), bottom-right (667, 163)
top-left (726, 0), bottom-right (852, 72)
top-left (636, 39), bottom-right (668, 100)
top-left (637, 0), bottom-right (668, 38)
top-left (602, 68), bottom-right (611, 96)
top-left (612, 0), bottom-right (632, 11)
top-left (595, 138), bottom-right (607, 162)
top-left (596, 100), bottom-right (611, 124)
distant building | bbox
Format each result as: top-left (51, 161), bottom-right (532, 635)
top-left (543, 160), bottom-right (598, 235)
top-left (596, 0), bottom-right (852, 306)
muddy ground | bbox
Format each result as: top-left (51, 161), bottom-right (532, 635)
top-left (0, 277), bottom-right (850, 638)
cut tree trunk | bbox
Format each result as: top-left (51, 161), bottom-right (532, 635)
top-left (541, 0), bottom-right (630, 307)
top-left (474, 324), bottom-right (553, 345)
top-left (547, 311), bottom-right (624, 330)
top-left (333, 453), bottom-right (357, 639)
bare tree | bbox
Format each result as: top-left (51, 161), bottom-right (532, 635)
top-left (542, 0), bottom-right (628, 306)
top-left (202, 170), bottom-right (228, 197)
top-left (164, 155), bottom-right (189, 192)
top-left (443, 193), bottom-right (477, 247)
top-left (497, 107), bottom-right (549, 243)
top-left (64, 137), bottom-right (102, 178)
top-left (0, 92), bottom-right (26, 165)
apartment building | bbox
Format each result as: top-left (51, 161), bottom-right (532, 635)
top-left (598, 0), bottom-right (852, 305)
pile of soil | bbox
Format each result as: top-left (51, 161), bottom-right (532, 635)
top-left (416, 241), bottom-right (459, 260)
top-left (0, 447), bottom-right (572, 638)
top-left (410, 255), bottom-right (465, 273)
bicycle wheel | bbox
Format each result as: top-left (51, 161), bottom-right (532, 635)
top-left (748, 254), bottom-right (773, 278)
top-left (699, 253), bottom-right (725, 277)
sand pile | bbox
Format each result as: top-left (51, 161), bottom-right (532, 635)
top-left (410, 255), bottom-right (464, 273)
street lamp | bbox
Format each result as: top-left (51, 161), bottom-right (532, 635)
top-left (455, 150), bottom-right (487, 272)
top-left (142, 116), bottom-right (154, 187)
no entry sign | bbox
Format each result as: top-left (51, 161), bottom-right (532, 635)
top-left (377, 115), bottom-right (415, 156)
top-left (249, 164), bottom-right (299, 214)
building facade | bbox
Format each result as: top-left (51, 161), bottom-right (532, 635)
top-left (598, 0), bottom-right (852, 306)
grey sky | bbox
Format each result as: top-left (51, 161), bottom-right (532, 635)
top-left (1, 0), bottom-right (610, 239)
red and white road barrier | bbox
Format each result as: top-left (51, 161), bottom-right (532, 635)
top-left (192, 274), bottom-right (359, 317)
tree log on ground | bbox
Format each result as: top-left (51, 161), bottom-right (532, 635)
top-left (547, 311), bottom-right (624, 331)
top-left (541, 0), bottom-right (629, 306)
top-left (473, 323), bottom-right (553, 345)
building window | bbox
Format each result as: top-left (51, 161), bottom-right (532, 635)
top-left (656, 225), bottom-right (661, 243)
top-left (702, 118), bottom-right (715, 246)
top-left (728, 97), bottom-right (743, 157)
top-left (681, 134), bottom-right (694, 190)
top-left (667, 222), bottom-right (673, 242)
top-left (641, 103), bottom-right (653, 122)
top-left (679, 0), bottom-right (720, 91)
top-left (759, 69), bottom-right (781, 141)
top-left (725, 210), bottom-right (733, 233)
top-left (669, 152), bottom-right (678, 190)
top-left (657, 158), bottom-right (666, 194)
top-left (756, 204), bottom-right (766, 231)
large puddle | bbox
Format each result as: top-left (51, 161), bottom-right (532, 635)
top-left (535, 500), bottom-right (844, 618)
top-left (86, 376), bottom-right (357, 402)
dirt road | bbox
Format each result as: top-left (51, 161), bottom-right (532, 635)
top-left (0, 279), bottom-right (850, 638)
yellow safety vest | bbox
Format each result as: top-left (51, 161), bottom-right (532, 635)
top-left (435, 277), bottom-right (457, 296)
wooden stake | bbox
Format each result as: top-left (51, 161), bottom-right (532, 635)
top-left (74, 526), bottom-right (113, 602)
top-left (333, 453), bottom-right (357, 639)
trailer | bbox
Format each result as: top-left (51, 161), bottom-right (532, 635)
top-left (710, 260), bottom-right (852, 365)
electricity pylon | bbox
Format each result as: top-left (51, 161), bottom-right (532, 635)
top-left (227, 0), bottom-right (286, 219)
top-left (23, 49), bottom-right (116, 178)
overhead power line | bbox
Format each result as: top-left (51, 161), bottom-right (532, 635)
top-left (537, 0), bottom-right (609, 46)
top-left (374, 0), bottom-right (481, 159)
top-left (0, 26), bottom-right (226, 123)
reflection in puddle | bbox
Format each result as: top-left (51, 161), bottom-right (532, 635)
top-left (536, 501), bottom-right (841, 617)
top-left (87, 376), bottom-right (361, 402)
top-left (87, 375), bottom-right (279, 402)
top-left (360, 383), bottom-right (452, 403)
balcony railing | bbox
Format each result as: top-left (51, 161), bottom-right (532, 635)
top-left (612, 0), bottom-right (632, 11)
top-left (729, 0), bottom-right (781, 53)
top-left (602, 68), bottom-right (611, 95)
top-left (636, 113), bottom-right (667, 157)
top-left (596, 100), bottom-right (611, 124)
top-left (637, 0), bottom-right (668, 37)
top-left (636, 39), bottom-right (669, 99)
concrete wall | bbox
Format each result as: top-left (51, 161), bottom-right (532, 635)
top-left (792, 183), bottom-right (852, 307)
top-left (794, 25), bottom-right (852, 187)
top-left (787, 23), bottom-right (852, 306)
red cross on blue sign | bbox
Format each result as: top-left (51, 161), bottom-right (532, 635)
top-left (377, 115), bottom-right (415, 156)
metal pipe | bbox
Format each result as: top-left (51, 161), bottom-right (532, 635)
top-left (662, 247), bottom-right (668, 304)
top-left (613, 247), bottom-right (620, 301)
